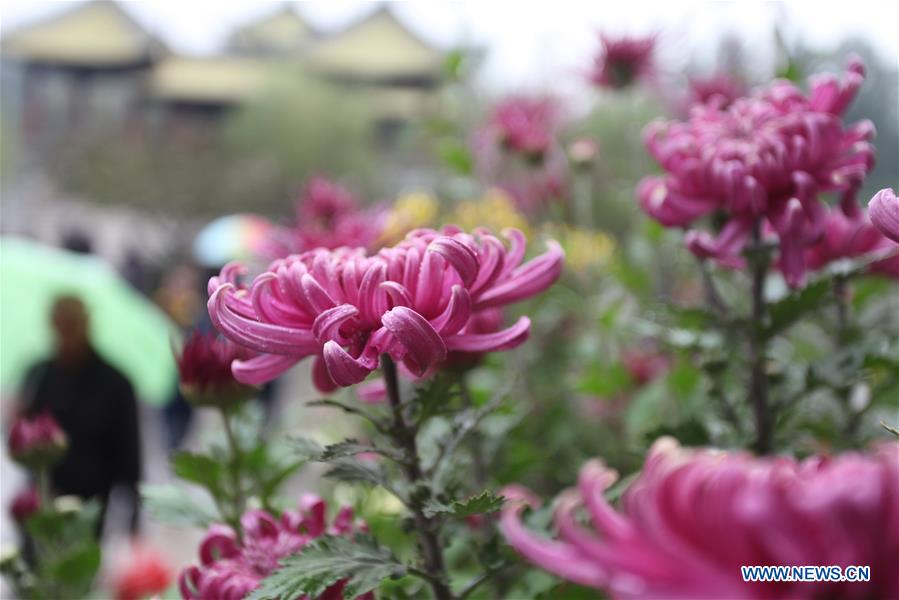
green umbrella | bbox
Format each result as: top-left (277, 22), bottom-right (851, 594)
top-left (1, 237), bottom-right (177, 406)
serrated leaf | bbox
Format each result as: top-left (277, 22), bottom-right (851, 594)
top-left (321, 439), bottom-right (404, 462)
top-left (248, 534), bottom-right (405, 600)
top-left (422, 490), bottom-right (505, 518)
top-left (324, 458), bottom-right (388, 488)
top-left (141, 483), bottom-right (219, 527)
top-left (171, 451), bottom-right (225, 495)
top-left (285, 435), bottom-right (325, 461)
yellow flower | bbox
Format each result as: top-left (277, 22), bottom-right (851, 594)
top-left (543, 224), bottom-right (615, 273)
top-left (378, 192), bottom-right (439, 245)
top-left (448, 189), bottom-right (530, 237)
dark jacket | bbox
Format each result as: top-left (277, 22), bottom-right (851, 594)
top-left (23, 349), bottom-right (142, 532)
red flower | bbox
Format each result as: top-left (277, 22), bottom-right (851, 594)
top-left (112, 544), bottom-right (172, 600)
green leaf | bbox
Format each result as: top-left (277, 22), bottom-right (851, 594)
top-left (422, 490), bottom-right (505, 519)
top-left (437, 139), bottom-right (473, 175)
top-left (248, 534), bottom-right (406, 600)
top-left (324, 458), bottom-right (389, 489)
top-left (766, 278), bottom-right (831, 338)
top-left (171, 451), bottom-right (225, 495)
top-left (141, 483), bottom-right (219, 527)
top-left (285, 435), bottom-right (325, 461)
top-left (45, 542), bottom-right (101, 587)
top-left (320, 439), bottom-right (404, 463)
top-left (881, 421), bottom-right (899, 438)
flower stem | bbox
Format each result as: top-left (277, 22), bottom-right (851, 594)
top-left (219, 407), bottom-right (245, 534)
top-left (382, 355), bottom-right (453, 600)
top-left (457, 374), bottom-right (488, 488)
top-left (36, 467), bottom-right (51, 508)
top-left (747, 221), bottom-right (772, 454)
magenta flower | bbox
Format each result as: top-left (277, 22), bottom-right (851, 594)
top-left (687, 74), bottom-right (747, 109)
top-left (208, 227), bottom-right (563, 391)
top-left (502, 438), bottom-right (899, 599)
top-left (264, 177), bottom-right (385, 257)
top-left (803, 206), bottom-right (899, 279)
top-left (590, 33), bottom-right (656, 90)
top-left (176, 330), bottom-right (256, 407)
top-left (179, 495), bottom-right (373, 600)
top-left (9, 486), bottom-right (40, 522)
top-left (488, 97), bottom-right (558, 160)
top-left (7, 412), bottom-right (67, 469)
top-left (638, 57), bottom-right (875, 287)
top-left (869, 188), bottom-right (899, 244)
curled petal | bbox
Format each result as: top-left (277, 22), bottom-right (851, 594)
top-left (311, 355), bottom-right (338, 393)
top-left (428, 237), bottom-right (479, 286)
top-left (869, 188), bottom-right (899, 244)
top-left (198, 525), bottom-right (239, 566)
top-left (476, 242), bottom-right (564, 309)
top-left (446, 316), bottom-right (530, 352)
top-left (499, 228), bottom-right (528, 277)
top-left (300, 273), bottom-right (337, 313)
top-left (209, 285), bottom-right (318, 355)
top-left (312, 304), bottom-right (359, 344)
top-left (299, 493), bottom-right (327, 537)
top-left (430, 285), bottom-right (472, 335)
top-left (322, 341), bottom-right (373, 386)
top-left (241, 510), bottom-right (280, 539)
top-left (500, 498), bottom-right (609, 590)
top-left (381, 306), bottom-right (447, 374)
top-left (179, 566), bottom-right (202, 600)
top-left (231, 354), bottom-right (298, 386)
top-left (380, 281), bottom-right (412, 308)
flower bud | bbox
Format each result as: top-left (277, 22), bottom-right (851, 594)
top-left (7, 412), bottom-right (67, 469)
top-left (176, 330), bottom-right (256, 408)
top-left (9, 487), bottom-right (40, 523)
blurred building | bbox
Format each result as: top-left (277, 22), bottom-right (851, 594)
top-left (2, 2), bottom-right (445, 154)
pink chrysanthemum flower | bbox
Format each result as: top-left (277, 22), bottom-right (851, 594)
top-left (803, 206), bottom-right (899, 279)
top-left (502, 438), bottom-right (899, 599)
top-left (208, 227), bottom-right (563, 391)
top-left (638, 57), bottom-right (875, 287)
top-left (488, 97), bottom-right (559, 160)
top-left (264, 177), bottom-right (385, 257)
top-left (179, 495), bottom-right (373, 600)
top-left (590, 33), bottom-right (656, 90)
top-left (7, 412), bottom-right (68, 469)
top-left (869, 188), bottom-right (899, 244)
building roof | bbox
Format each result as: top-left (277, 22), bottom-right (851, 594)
top-left (306, 6), bottom-right (442, 83)
top-left (148, 56), bottom-right (280, 105)
top-left (1, 1), bottom-right (164, 68)
top-left (228, 5), bottom-right (315, 56)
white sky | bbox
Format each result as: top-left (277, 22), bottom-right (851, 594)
top-left (1, 0), bottom-right (897, 95)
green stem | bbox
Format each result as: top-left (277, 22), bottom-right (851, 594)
top-left (748, 221), bottom-right (772, 454)
top-left (220, 408), bottom-right (245, 535)
top-left (36, 467), bottom-right (51, 509)
top-left (382, 355), bottom-right (453, 600)
top-left (457, 374), bottom-right (488, 487)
